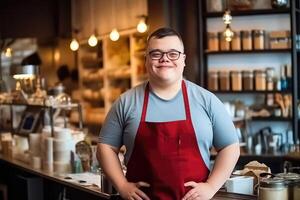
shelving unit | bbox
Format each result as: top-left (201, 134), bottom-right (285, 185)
top-left (199, 1), bottom-right (299, 142)
top-left (75, 31), bottom-right (147, 131)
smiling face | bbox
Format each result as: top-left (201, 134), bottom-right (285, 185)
top-left (145, 35), bottom-right (186, 86)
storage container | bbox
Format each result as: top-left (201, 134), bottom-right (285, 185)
top-left (208, 71), bottom-right (219, 91)
top-left (219, 71), bottom-right (230, 91)
top-left (253, 29), bottom-right (265, 50)
top-left (241, 30), bottom-right (252, 50)
top-left (255, 70), bottom-right (266, 91)
top-left (231, 31), bottom-right (241, 51)
top-left (219, 32), bottom-right (230, 51)
top-left (207, 32), bottom-right (219, 51)
top-left (242, 70), bottom-right (254, 90)
top-left (231, 70), bottom-right (242, 91)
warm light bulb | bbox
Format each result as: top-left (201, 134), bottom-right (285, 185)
top-left (5, 48), bottom-right (12, 57)
top-left (110, 28), bottom-right (120, 41)
top-left (88, 34), bottom-right (98, 47)
top-left (224, 26), bottom-right (234, 42)
top-left (70, 39), bottom-right (79, 51)
top-left (223, 10), bottom-right (232, 24)
top-left (137, 19), bottom-right (148, 33)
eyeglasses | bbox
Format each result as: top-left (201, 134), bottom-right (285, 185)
top-left (148, 50), bottom-right (183, 61)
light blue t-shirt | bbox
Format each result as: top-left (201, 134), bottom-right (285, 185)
top-left (99, 80), bottom-right (238, 169)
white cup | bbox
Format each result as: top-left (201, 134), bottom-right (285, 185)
top-left (225, 176), bottom-right (254, 195)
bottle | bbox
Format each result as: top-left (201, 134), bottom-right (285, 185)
top-left (280, 65), bottom-right (288, 91)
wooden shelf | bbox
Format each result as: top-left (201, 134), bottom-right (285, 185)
top-left (204, 8), bottom-right (290, 18)
top-left (250, 116), bottom-right (292, 121)
top-left (205, 49), bottom-right (291, 55)
top-left (213, 90), bottom-right (292, 94)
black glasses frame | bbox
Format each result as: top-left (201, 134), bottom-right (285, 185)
top-left (148, 50), bottom-right (183, 61)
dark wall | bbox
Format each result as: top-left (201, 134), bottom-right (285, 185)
top-left (0, 0), bottom-right (71, 39)
top-left (148, 0), bottom-right (202, 85)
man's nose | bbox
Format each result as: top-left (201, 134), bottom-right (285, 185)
top-left (160, 52), bottom-right (169, 61)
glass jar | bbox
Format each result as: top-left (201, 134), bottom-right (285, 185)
top-left (255, 70), bottom-right (266, 91)
top-left (276, 172), bottom-right (300, 200)
top-left (241, 30), bottom-right (252, 51)
top-left (242, 70), bottom-right (254, 90)
top-left (219, 71), bottom-right (230, 91)
top-left (219, 32), bottom-right (230, 51)
top-left (231, 70), bottom-right (242, 91)
top-left (231, 31), bottom-right (241, 51)
top-left (207, 32), bottom-right (219, 51)
top-left (259, 178), bottom-right (288, 200)
top-left (208, 71), bottom-right (219, 91)
top-left (206, 0), bottom-right (224, 12)
top-left (266, 67), bottom-right (275, 91)
top-left (253, 29), bottom-right (265, 50)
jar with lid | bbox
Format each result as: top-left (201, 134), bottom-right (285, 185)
top-left (231, 31), bottom-right (241, 51)
top-left (219, 71), bottom-right (230, 91)
top-left (242, 70), bottom-right (254, 90)
top-left (208, 71), bottom-right (219, 91)
top-left (206, 0), bottom-right (224, 12)
top-left (276, 172), bottom-right (300, 200)
top-left (253, 29), bottom-right (265, 50)
top-left (219, 32), bottom-right (230, 51)
top-left (231, 70), bottom-right (242, 91)
top-left (207, 32), bottom-right (219, 51)
top-left (259, 177), bottom-right (288, 200)
top-left (266, 67), bottom-right (275, 91)
top-left (254, 70), bottom-right (266, 91)
top-left (241, 30), bottom-right (252, 51)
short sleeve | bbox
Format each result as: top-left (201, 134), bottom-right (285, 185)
top-left (209, 95), bottom-right (239, 149)
top-left (99, 99), bottom-right (124, 148)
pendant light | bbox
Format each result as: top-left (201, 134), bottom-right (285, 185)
top-left (110, 28), bottom-right (120, 41)
top-left (136, 0), bottom-right (148, 33)
top-left (222, 9), bottom-right (234, 42)
top-left (136, 15), bottom-right (148, 33)
top-left (110, 0), bottom-right (119, 41)
top-left (70, 0), bottom-right (80, 51)
top-left (70, 38), bottom-right (79, 51)
top-left (88, 0), bottom-right (98, 47)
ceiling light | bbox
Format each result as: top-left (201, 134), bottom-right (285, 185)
top-left (70, 39), bottom-right (79, 51)
top-left (110, 28), bottom-right (120, 41)
top-left (88, 34), bottom-right (98, 47)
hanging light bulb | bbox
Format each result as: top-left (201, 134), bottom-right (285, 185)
top-left (110, 28), bottom-right (120, 41)
top-left (223, 24), bottom-right (234, 42)
top-left (5, 48), bottom-right (12, 57)
top-left (137, 17), bottom-right (148, 33)
top-left (88, 34), bottom-right (98, 47)
top-left (70, 38), bottom-right (79, 51)
top-left (223, 10), bottom-right (232, 25)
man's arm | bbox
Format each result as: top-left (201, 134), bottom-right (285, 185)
top-left (96, 143), bottom-right (126, 191)
top-left (207, 142), bottom-right (240, 191)
top-left (183, 143), bottom-right (240, 200)
top-left (96, 143), bottom-right (150, 199)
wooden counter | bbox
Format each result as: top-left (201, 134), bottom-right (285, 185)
top-left (0, 154), bottom-right (257, 200)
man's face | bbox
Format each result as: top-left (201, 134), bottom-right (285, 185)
top-left (145, 36), bottom-right (186, 85)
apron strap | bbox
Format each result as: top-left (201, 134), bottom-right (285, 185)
top-left (140, 80), bottom-right (191, 122)
top-left (141, 83), bottom-right (150, 122)
top-left (182, 80), bottom-right (192, 120)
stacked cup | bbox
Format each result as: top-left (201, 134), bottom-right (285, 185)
top-left (41, 126), bottom-right (53, 172)
top-left (53, 128), bottom-right (73, 174)
top-left (29, 133), bottom-right (42, 169)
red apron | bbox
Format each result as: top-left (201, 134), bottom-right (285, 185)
top-left (126, 81), bottom-right (209, 199)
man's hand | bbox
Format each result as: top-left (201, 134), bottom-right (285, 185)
top-left (182, 181), bottom-right (216, 200)
top-left (119, 181), bottom-right (151, 200)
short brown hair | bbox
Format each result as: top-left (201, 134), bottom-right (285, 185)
top-left (147, 27), bottom-right (184, 49)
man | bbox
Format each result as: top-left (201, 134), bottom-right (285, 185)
top-left (97, 27), bottom-right (240, 200)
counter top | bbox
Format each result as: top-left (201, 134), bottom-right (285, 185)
top-left (0, 154), bottom-right (110, 199)
top-left (0, 154), bottom-right (257, 200)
